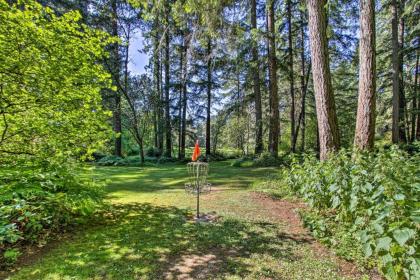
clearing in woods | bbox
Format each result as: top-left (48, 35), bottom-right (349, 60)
top-left (7, 161), bottom-right (372, 280)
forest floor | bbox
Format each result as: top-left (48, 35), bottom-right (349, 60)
top-left (6, 161), bottom-right (376, 280)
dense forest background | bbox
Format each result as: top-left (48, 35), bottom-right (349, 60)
top-left (1, 0), bottom-right (419, 162)
top-left (68, 0), bottom-right (419, 162)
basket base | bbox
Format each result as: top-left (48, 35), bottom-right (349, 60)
top-left (192, 212), bottom-right (219, 223)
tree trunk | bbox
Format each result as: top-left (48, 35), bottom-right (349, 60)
top-left (287, 0), bottom-right (296, 152)
top-left (111, 0), bottom-right (122, 157)
top-left (267, 0), bottom-right (280, 157)
top-left (180, 34), bottom-right (188, 159)
top-left (415, 49), bottom-right (420, 141)
top-left (307, 0), bottom-right (340, 160)
top-left (391, 0), bottom-right (400, 143)
top-left (398, 0), bottom-right (407, 142)
top-left (164, 4), bottom-right (172, 157)
top-left (139, 138), bottom-right (145, 164)
top-left (158, 48), bottom-right (164, 152)
top-left (251, 0), bottom-right (263, 155)
top-left (292, 62), bottom-right (311, 152)
top-left (178, 41), bottom-right (184, 159)
top-left (354, 0), bottom-right (376, 150)
top-left (153, 16), bottom-right (161, 150)
top-left (300, 9), bottom-right (307, 152)
top-left (291, 7), bottom-right (309, 152)
top-left (206, 38), bottom-right (212, 157)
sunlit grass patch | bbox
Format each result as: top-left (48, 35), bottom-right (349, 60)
top-left (9, 161), bottom-right (357, 280)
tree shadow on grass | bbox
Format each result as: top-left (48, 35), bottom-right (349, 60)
top-left (11, 203), bottom-right (311, 280)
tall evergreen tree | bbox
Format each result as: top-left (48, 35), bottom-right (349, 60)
top-left (307, 0), bottom-right (340, 160)
top-left (267, 0), bottom-right (280, 157)
top-left (164, 1), bottom-right (172, 157)
top-left (354, 0), bottom-right (376, 150)
top-left (251, 0), bottom-right (263, 154)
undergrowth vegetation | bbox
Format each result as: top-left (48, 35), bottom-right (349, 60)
top-left (95, 148), bottom-right (241, 166)
top-left (231, 152), bottom-right (292, 168)
top-left (0, 162), bottom-right (105, 268)
top-left (278, 147), bottom-right (419, 279)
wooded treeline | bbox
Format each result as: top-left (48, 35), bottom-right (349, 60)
top-left (33, 0), bottom-right (420, 161)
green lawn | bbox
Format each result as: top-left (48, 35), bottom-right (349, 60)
top-left (8, 161), bottom-right (360, 280)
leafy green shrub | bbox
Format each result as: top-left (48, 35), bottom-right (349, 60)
top-left (126, 147), bottom-right (140, 156)
top-left (90, 152), bottom-right (107, 162)
top-left (157, 156), bottom-right (178, 164)
top-left (252, 152), bottom-right (282, 167)
top-left (96, 154), bottom-right (174, 166)
top-left (96, 155), bottom-right (123, 166)
top-left (114, 155), bottom-right (142, 166)
top-left (214, 151), bottom-right (242, 160)
top-left (3, 249), bottom-right (21, 266)
top-left (146, 147), bottom-right (162, 157)
top-left (0, 164), bottom-right (105, 267)
top-left (284, 147), bottom-right (419, 279)
top-left (0, 0), bottom-right (111, 268)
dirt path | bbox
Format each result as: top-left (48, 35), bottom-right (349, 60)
top-left (250, 192), bottom-right (383, 280)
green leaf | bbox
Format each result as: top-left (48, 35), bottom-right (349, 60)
top-left (363, 242), bottom-right (373, 257)
top-left (359, 230), bottom-right (370, 243)
top-left (393, 228), bottom-right (415, 246)
top-left (393, 193), bottom-right (405, 201)
top-left (381, 258), bottom-right (397, 280)
top-left (376, 236), bottom-right (392, 252)
top-left (373, 223), bottom-right (384, 235)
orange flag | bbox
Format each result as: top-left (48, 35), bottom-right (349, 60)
top-left (191, 140), bottom-right (201, 161)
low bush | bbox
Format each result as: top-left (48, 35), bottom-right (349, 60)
top-left (145, 147), bottom-right (162, 158)
top-left (252, 152), bottom-right (281, 167)
top-left (96, 155), bottom-right (123, 166)
top-left (156, 156), bottom-right (178, 164)
top-left (0, 163), bottom-right (105, 268)
top-left (230, 153), bottom-right (293, 168)
top-left (283, 147), bottom-right (419, 279)
top-left (96, 154), bottom-right (181, 166)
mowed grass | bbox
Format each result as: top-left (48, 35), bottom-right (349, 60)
top-left (8, 161), bottom-right (354, 280)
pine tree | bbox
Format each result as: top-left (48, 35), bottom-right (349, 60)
top-left (307, 0), bottom-right (340, 160)
top-left (354, 0), bottom-right (376, 150)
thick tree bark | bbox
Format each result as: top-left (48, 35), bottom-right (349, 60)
top-left (391, 0), bottom-right (401, 143)
top-left (206, 38), bottom-right (212, 156)
top-left (307, 0), bottom-right (340, 160)
top-left (267, 0), bottom-right (280, 157)
top-left (410, 51), bottom-right (418, 142)
top-left (354, 0), bottom-right (376, 150)
top-left (251, 0), bottom-right (263, 154)
top-left (111, 0), bottom-right (122, 157)
top-left (164, 4), bottom-right (172, 157)
top-left (287, 0), bottom-right (296, 152)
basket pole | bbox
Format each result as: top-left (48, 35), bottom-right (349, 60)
top-left (196, 163), bottom-right (200, 219)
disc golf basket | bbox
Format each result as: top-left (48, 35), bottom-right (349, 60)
top-left (185, 162), bottom-right (211, 220)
